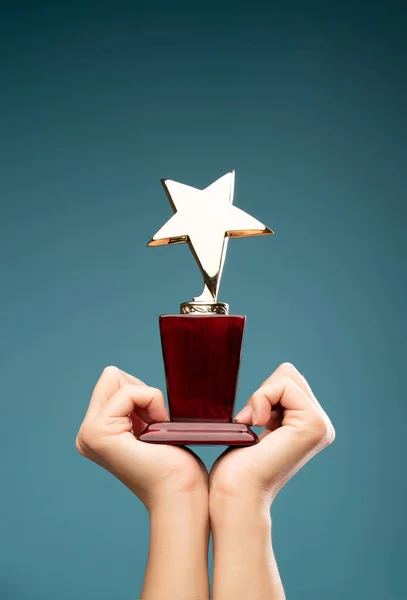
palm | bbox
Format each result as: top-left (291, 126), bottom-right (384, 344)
top-left (147, 442), bottom-right (207, 489)
top-left (122, 431), bottom-right (208, 494)
top-left (209, 425), bottom-right (293, 496)
top-left (210, 444), bottom-right (262, 496)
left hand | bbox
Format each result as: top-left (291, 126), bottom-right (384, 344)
top-left (209, 362), bottom-right (335, 509)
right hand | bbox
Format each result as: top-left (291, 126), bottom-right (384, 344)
top-left (76, 366), bottom-right (208, 511)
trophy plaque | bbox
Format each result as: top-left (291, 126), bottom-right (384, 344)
top-left (139, 171), bottom-right (272, 446)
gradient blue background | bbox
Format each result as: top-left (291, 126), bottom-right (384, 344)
top-left (1, 1), bottom-right (406, 598)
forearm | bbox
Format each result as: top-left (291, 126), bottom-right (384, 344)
top-left (141, 490), bottom-right (210, 600)
top-left (211, 493), bottom-right (285, 600)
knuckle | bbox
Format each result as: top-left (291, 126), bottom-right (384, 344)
top-left (310, 413), bottom-right (333, 445)
top-left (75, 429), bottom-right (89, 456)
top-left (75, 434), bottom-right (84, 455)
top-left (102, 365), bottom-right (119, 377)
top-left (282, 375), bottom-right (300, 394)
top-left (250, 390), bottom-right (264, 410)
top-left (283, 374), bottom-right (296, 386)
top-left (326, 422), bottom-right (336, 445)
top-left (279, 362), bottom-right (298, 377)
top-left (120, 383), bottom-right (134, 395)
top-left (148, 386), bottom-right (164, 401)
top-left (313, 416), bottom-right (328, 438)
top-left (76, 423), bottom-right (99, 455)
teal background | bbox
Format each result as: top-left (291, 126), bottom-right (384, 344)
top-left (1, 1), bottom-right (406, 598)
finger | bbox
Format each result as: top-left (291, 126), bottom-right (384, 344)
top-left (236, 362), bottom-right (318, 424)
top-left (254, 377), bottom-right (334, 451)
top-left (259, 403), bottom-right (284, 437)
top-left (252, 378), bottom-right (333, 459)
top-left (251, 377), bottom-right (316, 427)
top-left (121, 369), bottom-right (145, 386)
top-left (261, 362), bottom-right (315, 402)
top-left (260, 363), bottom-right (333, 434)
top-left (87, 366), bottom-right (144, 416)
top-left (235, 400), bottom-right (282, 432)
top-left (102, 384), bottom-right (169, 423)
top-left (234, 399), bottom-right (253, 423)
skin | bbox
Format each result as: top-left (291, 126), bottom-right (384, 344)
top-left (210, 362), bottom-right (335, 599)
top-left (76, 366), bottom-right (210, 600)
top-left (76, 362), bottom-right (335, 600)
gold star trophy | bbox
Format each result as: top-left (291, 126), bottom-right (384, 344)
top-left (139, 171), bottom-right (272, 445)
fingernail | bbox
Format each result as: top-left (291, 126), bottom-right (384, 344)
top-left (235, 405), bottom-right (251, 421)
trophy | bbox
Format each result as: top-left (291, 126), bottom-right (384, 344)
top-left (139, 171), bottom-right (272, 446)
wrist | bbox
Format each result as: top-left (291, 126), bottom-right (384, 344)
top-left (149, 483), bottom-right (209, 518)
top-left (210, 491), bottom-right (283, 600)
top-left (210, 487), bottom-right (271, 528)
top-left (142, 484), bottom-right (210, 600)
top-left (128, 474), bottom-right (208, 514)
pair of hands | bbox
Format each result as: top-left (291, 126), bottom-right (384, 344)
top-left (76, 362), bottom-right (335, 513)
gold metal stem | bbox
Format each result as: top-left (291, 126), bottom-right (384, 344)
top-left (180, 301), bottom-right (229, 315)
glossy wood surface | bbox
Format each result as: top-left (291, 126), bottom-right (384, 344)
top-left (139, 314), bottom-right (257, 445)
top-left (161, 314), bottom-right (245, 421)
top-left (139, 421), bottom-right (258, 445)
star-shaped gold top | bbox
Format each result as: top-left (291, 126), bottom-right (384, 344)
top-left (148, 171), bottom-right (273, 304)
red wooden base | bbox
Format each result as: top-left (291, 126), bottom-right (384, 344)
top-left (159, 315), bottom-right (245, 422)
top-left (138, 422), bottom-right (258, 446)
top-left (140, 314), bottom-right (254, 446)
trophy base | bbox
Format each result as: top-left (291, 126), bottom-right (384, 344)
top-left (138, 422), bottom-right (258, 446)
